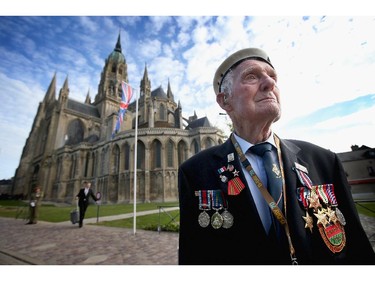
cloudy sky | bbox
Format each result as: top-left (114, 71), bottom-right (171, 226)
top-left (0, 12), bottom-right (374, 179)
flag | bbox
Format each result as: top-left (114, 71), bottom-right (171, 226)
top-left (111, 81), bottom-right (134, 139)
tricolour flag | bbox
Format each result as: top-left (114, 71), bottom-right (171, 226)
top-left (111, 81), bottom-right (134, 139)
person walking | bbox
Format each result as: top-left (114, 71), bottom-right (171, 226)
top-left (76, 181), bottom-right (98, 228)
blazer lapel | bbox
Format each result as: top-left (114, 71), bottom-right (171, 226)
top-left (279, 139), bottom-right (312, 256)
top-left (213, 138), bottom-right (267, 235)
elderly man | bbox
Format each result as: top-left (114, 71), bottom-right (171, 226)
top-left (178, 48), bottom-right (375, 265)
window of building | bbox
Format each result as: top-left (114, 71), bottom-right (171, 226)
top-left (159, 104), bottom-right (165, 120)
top-left (124, 143), bottom-right (130, 170)
top-left (167, 139), bottom-right (174, 167)
top-left (152, 140), bottom-right (162, 168)
top-left (178, 141), bottom-right (187, 167)
top-left (113, 145), bottom-right (120, 174)
top-left (137, 141), bottom-right (145, 170)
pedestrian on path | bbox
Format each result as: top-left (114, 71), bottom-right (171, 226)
top-left (26, 185), bottom-right (43, 225)
top-left (76, 181), bottom-right (98, 228)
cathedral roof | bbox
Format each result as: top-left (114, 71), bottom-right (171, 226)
top-left (67, 99), bottom-right (100, 118)
top-left (185, 116), bottom-right (212, 130)
top-left (151, 86), bottom-right (168, 99)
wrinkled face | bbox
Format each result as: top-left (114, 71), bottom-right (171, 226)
top-left (223, 59), bottom-right (281, 126)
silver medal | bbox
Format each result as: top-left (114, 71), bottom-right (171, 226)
top-left (335, 207), bottom-right (346, 226)
top-left (198, 211), bottom-right (210, 228)
top-left (211, 211), bottom-right (223, 229)
top-left (222, 209), bottom-right (234, 229)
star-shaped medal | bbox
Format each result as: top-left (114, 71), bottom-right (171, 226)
top-left (314, 208), bottom-right (328, 228)
top-left (302, 210), bottom-right (314, 233)
top-left (232, 169), bottom-right (239, 177)
top-left (326, 206), bottom-right (338, 224)
top-left (309, 193), bottom-right (322, 211)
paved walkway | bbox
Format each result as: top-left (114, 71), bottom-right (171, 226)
top-left (0, 207), bottom-right (179, 265)
top-left (1, 209), bottom-right (374, 265)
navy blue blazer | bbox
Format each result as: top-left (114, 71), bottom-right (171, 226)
top-left (178, 137), bottom-right (375, 265)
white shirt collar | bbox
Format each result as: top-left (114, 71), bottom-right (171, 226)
top-left (233, 131), bottom-right (276, 154)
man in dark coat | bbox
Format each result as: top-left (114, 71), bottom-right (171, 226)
top-left (76, 181), bottom-right (97, 228)
top-left (178, 48), bottom-right (375, 265)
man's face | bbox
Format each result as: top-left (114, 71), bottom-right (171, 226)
top-left (226, 59), bottom-right (281, 125)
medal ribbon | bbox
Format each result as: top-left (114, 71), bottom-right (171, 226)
top-left (230, 133), bottom-right (298, 265)
top-left (198, 190), bottom-right (211, 210)
top-left (297, 186), bottom-right (309, 209)
top-left (317, 185), bottom-right (329, 205)
top-left (210, 190), bottom-right (223, 210)
top-left (325, 184), bottom-right (338, 206)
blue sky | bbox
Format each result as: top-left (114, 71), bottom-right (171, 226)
top-left (0, 12), bottom-right (375, 179)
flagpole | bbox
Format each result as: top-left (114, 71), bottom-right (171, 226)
top-left (133, 88), bottom-right (139, 235)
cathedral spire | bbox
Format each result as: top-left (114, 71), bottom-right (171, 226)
top-left (43, 72), bottom-right (57, 104)
top-left (114, 32), bottom-right (122, 53)
top-left (140, 63), bottom-right (151, 97)
top-left (167, 78), bottom-right (174, 101)
top-left (85, 89), bottom-right (91, 104)
top-left (62, 75), bottom-right (69, 90)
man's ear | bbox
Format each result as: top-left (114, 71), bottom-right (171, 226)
top-left (217, 92), bottom-right (230, 110)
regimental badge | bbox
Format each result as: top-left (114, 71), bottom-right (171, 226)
top-left (318, 222), bottom-right (346, 253)
top-left (272, 163), bottom-right (282, 178)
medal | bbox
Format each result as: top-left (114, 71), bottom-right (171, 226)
top-left (221, 191), bottom-right (233, 229)
top-left (197, 190), bottom-right (211, 228)
top-left (210, 190), bottom-right (223, 229)
top-left (302, 210), bottom-right (314, 233)
top-left (198, 211), bottom-right (210, 228)
top-left (211, 211), bottom-right (223, 229)
top-left (335, 207), bottom-right (346, 226)
top-left (222, 209), bottom-right (234, 229)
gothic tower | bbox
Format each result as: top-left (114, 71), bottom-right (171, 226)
top-left (93, 33), bottom-right (129, 139)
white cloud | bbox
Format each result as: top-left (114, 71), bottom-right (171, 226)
top-left (1, 15), bottom-right (375, 179)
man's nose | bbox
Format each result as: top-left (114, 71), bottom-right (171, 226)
top-left (260, 75), bottom-right (276, 92)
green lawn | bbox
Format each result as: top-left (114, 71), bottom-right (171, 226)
top-left (0, 200), bottom-right (179, 231)
top-left (1, 200), bottom-right (374, 233)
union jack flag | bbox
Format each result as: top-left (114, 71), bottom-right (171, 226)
top-left (111, 81), bottom-right (134, 139)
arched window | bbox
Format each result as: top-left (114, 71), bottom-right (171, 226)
top-left (84, 152), bottom-right (90, 177)
top-left (159, 104), bottom-right (165, 120)
top-left (167, 139), bottom-right (174, 167)
top-left (178, 141), bottom-right (187, 166)
top-left (205, 137), bottom-right (214, 149)
top-left (124, 143), bottom-right (130, 170)
top-left (70, 155), bottom-right (76, 179)
top-left (112, 145), bottom-right (120, 174)
top-left (137, 141), bottom-right (145, 170)
top-left (152, 140), bottom-right (162, 168)
top-left (192, 139), bottom-right (200, 155)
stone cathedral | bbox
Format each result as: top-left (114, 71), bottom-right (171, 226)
top-left (12, 34), bottom-right (226, 204)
